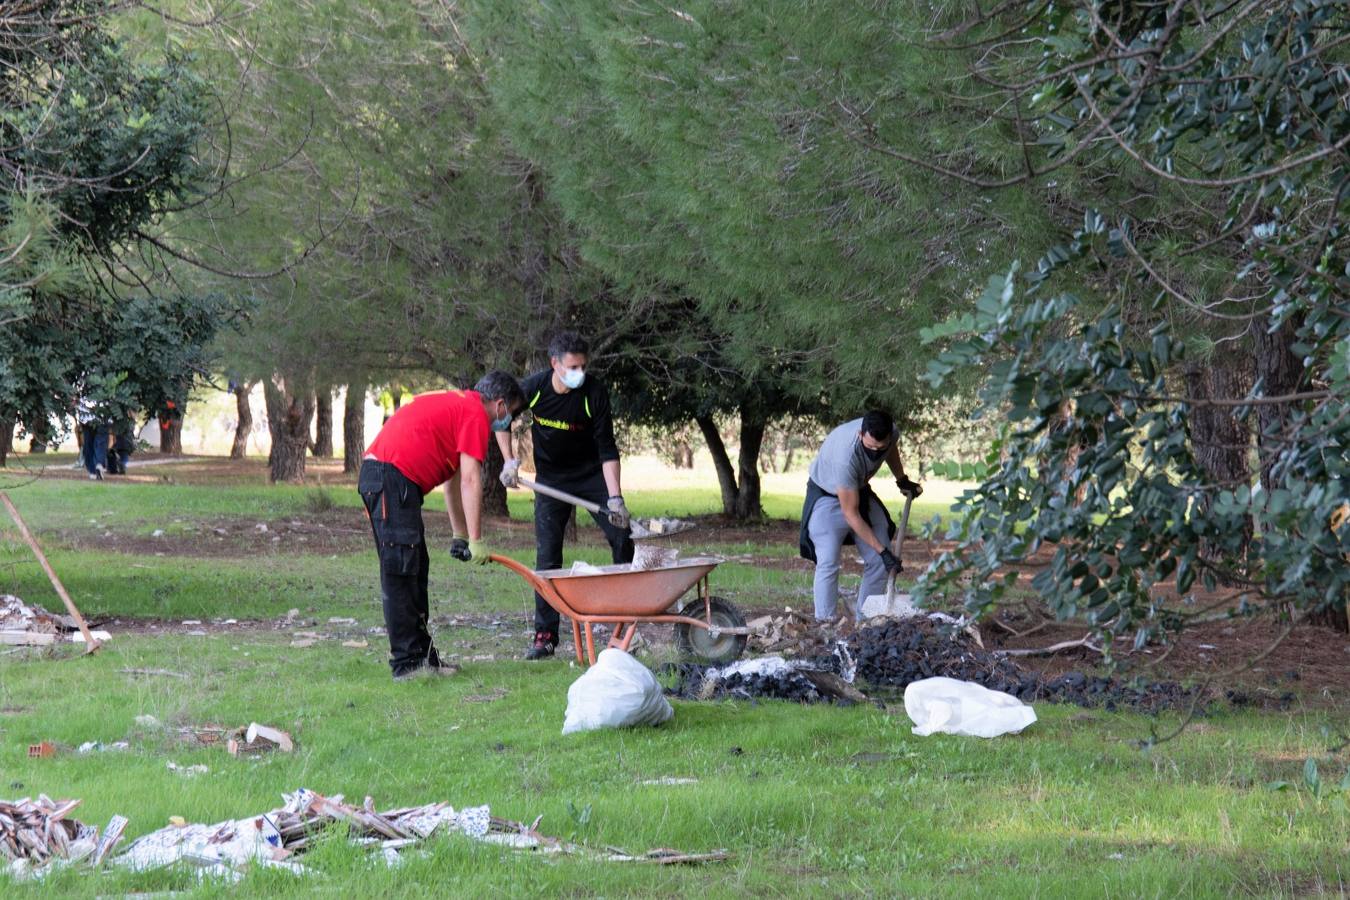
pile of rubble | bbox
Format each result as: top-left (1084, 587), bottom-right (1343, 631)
top-left (1, 595), bottom-right (72, 633)
top-left (1, 796), bottom-right (125, 879)
top-left (115, 788), bottom-right (490, 877)
top-left (745, 609), bottom-right (849, 658)
top-left (0, 595), bottom-right (109, 647)
top-left (4, 788), bottom-right (727, 882)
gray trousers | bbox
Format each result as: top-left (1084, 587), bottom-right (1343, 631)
top-left (807, 495), bottom-right (890, 621)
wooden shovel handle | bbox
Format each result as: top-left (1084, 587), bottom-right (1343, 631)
top-left (883, 493), bottom-right (914, 604)
top-left (1, 492), bottom-right (100, 653)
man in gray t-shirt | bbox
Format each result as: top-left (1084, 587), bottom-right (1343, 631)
top-left (800, 410), bottom-right (922, 621)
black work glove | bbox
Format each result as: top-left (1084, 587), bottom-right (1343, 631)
top-left (896, 475), bottom-right (923, 499)
top-left (449, 537), bottom-right (471, 562)
top-left (879, 548), bottom-right (903, 575)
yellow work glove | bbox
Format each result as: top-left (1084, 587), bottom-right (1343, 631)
top-left (468, 538), bottom-right (492, 566)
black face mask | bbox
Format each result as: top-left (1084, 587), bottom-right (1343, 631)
top-left (863, 442), bottom-right (888, 462)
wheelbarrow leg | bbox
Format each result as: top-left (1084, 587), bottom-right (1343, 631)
top-left (610, 621), bottom-right (639, 653)
top-left (583, 622), bottom-right (597, 665)
top-left (570, 619), bottom-right (585, 666)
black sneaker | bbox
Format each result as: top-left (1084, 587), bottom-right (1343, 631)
top-left (525, 631), bottom-right (557, 660)
top-left (392, 660), bottom-right (459, 681)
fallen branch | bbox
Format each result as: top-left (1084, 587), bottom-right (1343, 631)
top-left (996, 633), bottom-right (1104, 658)
top-left (118, 668), bottom-right (189, 679)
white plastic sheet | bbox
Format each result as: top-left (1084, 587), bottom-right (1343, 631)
top-left (562, 649), bottom-right (673, 735)
top-left (903, 677), bottom-right (1037, 738)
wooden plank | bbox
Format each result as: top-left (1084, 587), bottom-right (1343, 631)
top-left (0, 631), bottom-right (56, 646)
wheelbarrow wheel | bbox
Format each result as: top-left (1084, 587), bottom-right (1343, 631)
top-left (674, 596), bottom-right (747, 665)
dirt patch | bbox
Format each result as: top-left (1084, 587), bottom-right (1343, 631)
top-left (986, 615), bottom-right (1349, 707)
top-left (22, 454), bottom-right (359, 487)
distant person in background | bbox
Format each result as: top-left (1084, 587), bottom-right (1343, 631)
top-left (495, 331), bottom-right (634, 660)
top-left (799, 410), bottom-right (922, 622)
top-left (378, 385), bottom-right (415, 425)
top-left (106, 418), bottom-right (136, 474)
top-left (75, 398), bottom-right (108, 481)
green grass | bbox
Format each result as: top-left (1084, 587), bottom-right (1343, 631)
top-left (1, 460), bottom-right (1347, 896)
top-left (0, 459), bottom-right (962, 532)
top-left (4, 635), bottom-right (1348, 896)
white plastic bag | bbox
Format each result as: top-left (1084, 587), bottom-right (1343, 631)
top-left (562, 648), bottom-right (674, 735)
top-left (903, 677), bottom-right (1036, 738)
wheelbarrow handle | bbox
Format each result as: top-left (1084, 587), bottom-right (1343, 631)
top-left (517, 477), bottom-right (605, 516)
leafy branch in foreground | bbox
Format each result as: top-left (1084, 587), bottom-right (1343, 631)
top-left (913, 263), bottom-right (1348, 650)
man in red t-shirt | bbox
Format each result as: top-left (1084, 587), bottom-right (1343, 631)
top-left (358, 370), bottom-right (525, 679)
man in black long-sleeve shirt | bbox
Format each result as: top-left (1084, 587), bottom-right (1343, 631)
top-left (496, 331), bottom-right (634, 659)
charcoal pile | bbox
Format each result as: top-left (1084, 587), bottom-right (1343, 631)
top-left (848, 618), bottom-right (1197, 712)
top-left (850, 618), bottom-right (1029, 693)
top-left (665, 645), bottom-right (867, 706)
top-left (673, 617), bottom-right (1197, 712)
top-left (667, 658), bottom-right (828, 704)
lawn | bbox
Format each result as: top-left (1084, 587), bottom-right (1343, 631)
top-left (1, 457), bottom-right (1347, 897)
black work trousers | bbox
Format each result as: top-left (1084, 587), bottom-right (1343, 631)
top-left (533, 468), bottom-right (634, 635)
top-left (358, 459), bottom-right (439, 675)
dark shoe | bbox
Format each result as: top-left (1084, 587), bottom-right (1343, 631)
top-left (392, 660), bottom-right (460, 681)
top-left (524, 631), bottom-right (557, 660)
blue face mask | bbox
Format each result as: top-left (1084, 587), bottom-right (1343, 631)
top-left (560, 368), bottom-right (586, 390)
top-left (490, 405), bottom-right (513, 432)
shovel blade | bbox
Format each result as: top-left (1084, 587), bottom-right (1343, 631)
top-left (858, 592), bottom-right (919, 620)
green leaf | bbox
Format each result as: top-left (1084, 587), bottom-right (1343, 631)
top-left (1304, 758), bottom-right (1320, 795)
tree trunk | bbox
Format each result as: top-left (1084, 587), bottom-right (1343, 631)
top-left (1307, 603), bottom-right (1349, 633)
top-left (342, 385), bottom-right (365, 474)
top-left (734, 419), bottom-right (766, 519)
top-left (312, 387), bottom-right (334, 458)
top-left (696, 415), bottom-right (739, 515)
top-left (1250, 314), bottom-right (1303, 493)
top-left (0, 416), bottom-right (11, 467)
top-left (482, 432), bottom-right (509, 517)
top-left (264, 378), bottom-right (314, 484)
top-left (158, 407), bottom-right (183, 455)
top-left (695, 414), bottom-right (765, 520)
top-left (1185, 362), bottom-right (1252, 569)
top-left (231, 383), bottom-right (253, 460)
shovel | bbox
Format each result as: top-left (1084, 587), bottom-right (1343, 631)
top-left (517, 478), bottom-right (692, 540)
top-left (858, 491), bottom-right (915, 621)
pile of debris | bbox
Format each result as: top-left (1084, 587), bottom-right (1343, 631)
top-left (850, 618), bottom-right (1028, 693)
top-left (1, 796), bottom-right (125, 879)
top-left (116, 788), bottom-right (483, 877)
top-left (673, 615), bottom-right (1196, 713)
top-left (113, 788), bottom-right (726, 879)
top-left (665, 644), bottom-right (866, 706)
top-left (745, 609), bottom-right (849, 658)
top-left (1, 595), bottom-right (71, 633)
top-left (0, 596), bottom-right (109, 647)
top-left (848, 618), bottom-right (1197, 712)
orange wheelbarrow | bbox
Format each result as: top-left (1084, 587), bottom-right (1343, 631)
top-left (489, 555), bottom-right (748, 666)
